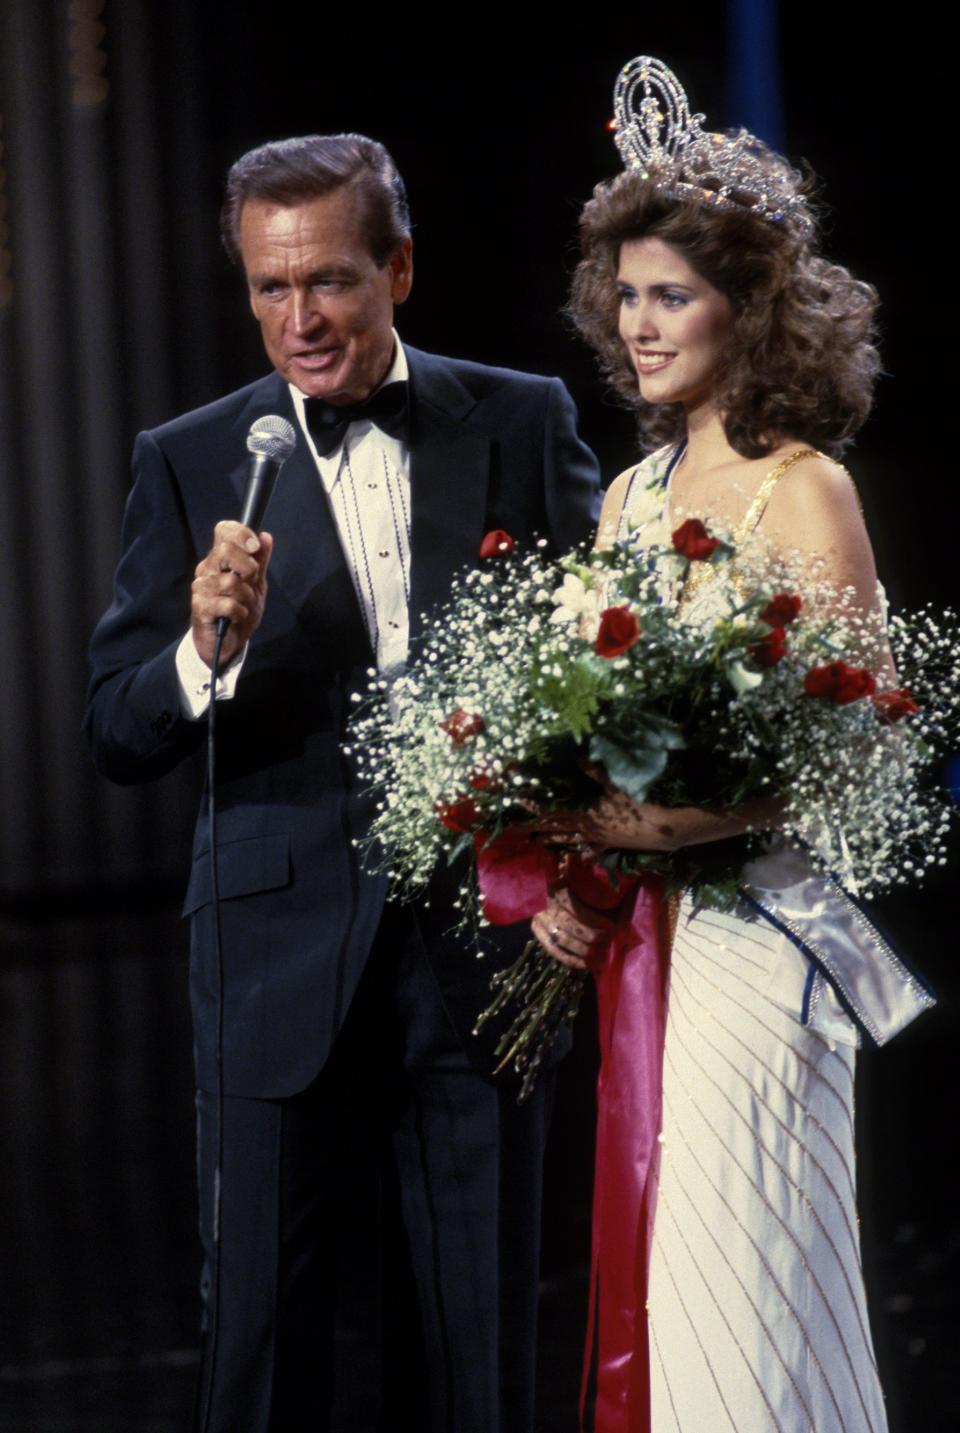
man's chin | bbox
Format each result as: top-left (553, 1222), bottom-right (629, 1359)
top-left (289, 373), bottom-right (376, 407)
top-left (278, 344), bottom-right (391, 405)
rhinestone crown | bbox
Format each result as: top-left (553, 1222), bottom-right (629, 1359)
top-left (611, 56), bottom-right (812, 237)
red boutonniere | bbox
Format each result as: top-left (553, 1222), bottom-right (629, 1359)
top-left (479, 529), bottom-right (515, 558)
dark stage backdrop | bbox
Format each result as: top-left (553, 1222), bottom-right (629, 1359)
top-left (0, 3), bottom-right (955, 1430)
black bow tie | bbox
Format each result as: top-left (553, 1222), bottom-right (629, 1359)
top-left (304, 381), bottom-right (409, 458)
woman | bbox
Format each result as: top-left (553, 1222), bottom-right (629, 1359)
top-left (532, 57), bottom-right (906, 1433)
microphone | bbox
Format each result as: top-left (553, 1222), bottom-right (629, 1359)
top-left (238, 414), bottom-right (297, 528)
top-left (215, 414), bottom-right (296, 640)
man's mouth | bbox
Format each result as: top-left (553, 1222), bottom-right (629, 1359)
top-left (290, 348), bottom-right (342, 371)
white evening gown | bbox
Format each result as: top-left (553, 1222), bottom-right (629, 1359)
top-left (618, 447), bottom-right (889, 1433)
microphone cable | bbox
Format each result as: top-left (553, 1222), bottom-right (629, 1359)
top-left (196, 414), bottom-right (295, 1433)
top-left (197, 615), bottom-right (228, 1433)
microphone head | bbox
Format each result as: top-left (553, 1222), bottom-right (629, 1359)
top-left (247, 414), bottom-right (296, 461)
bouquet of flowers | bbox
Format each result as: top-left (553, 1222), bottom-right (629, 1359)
top-left (347, 519), bottom-right (958, 1092)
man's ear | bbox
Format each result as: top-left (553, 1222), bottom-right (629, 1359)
top-left (389, 238), bottom-right (413, 305)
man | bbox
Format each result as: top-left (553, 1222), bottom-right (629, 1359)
top-left (85, 133), bottom-right (600, 1432)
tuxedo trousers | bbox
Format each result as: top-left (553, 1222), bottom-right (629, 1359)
top-left (194, 903), bottom-right (551, 1433)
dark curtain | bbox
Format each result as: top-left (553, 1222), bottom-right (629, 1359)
top-left (0, 0), bottom-right (220, 898)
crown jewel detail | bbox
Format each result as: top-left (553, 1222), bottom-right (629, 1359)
top-left (611, 56), bottom-right (812, 236)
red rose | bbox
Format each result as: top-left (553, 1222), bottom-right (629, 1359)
top-left (672, 517), bottom-right (719, 561)
top-left (803, 665), bottom-right (835, 699)
top-left (760, 593), bottom-right (803, 627)
top-left (439, 708), bottom-right (485, 745)
top-left (749, 626), bottom-right (787, 667)
top-left (873, 687), bottom-right (919, 723)
top-left (479, 529), bottom-right (515, 558)
top-left (804, 661), bottom-right (877, 705)
top-left (595, 605), bottom-right (640, 658)
top-left (468, 767), bottom-right (505, 792)
top-left (436, 796), bottom-right (483, 833)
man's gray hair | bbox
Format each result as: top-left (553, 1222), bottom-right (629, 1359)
top-left (221, 133), bottom-right (410, 267)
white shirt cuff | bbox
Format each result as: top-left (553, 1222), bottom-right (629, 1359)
top-left (175, 631), bottom-right (248, 720)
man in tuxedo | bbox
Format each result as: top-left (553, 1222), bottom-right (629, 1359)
top-left (85, 133), bottom-right (600, 1432)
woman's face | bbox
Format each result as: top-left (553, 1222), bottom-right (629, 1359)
top-left (616, 236), bottom-right (733, 413)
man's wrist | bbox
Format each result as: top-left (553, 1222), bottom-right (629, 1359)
top-left (175, 631), bottom-right (248, 720)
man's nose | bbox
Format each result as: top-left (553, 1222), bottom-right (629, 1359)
top-left (290, 289), bottom-right (324, 336)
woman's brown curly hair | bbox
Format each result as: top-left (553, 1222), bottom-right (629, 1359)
top-left (568, 170), bottom-right (880, 457)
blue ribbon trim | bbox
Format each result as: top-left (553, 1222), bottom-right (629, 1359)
top-left (737, 887), bottom-right (883, 1046)
top-left (790, 837), bottom-right (938, 1003)
top-left (800, 961), bottom-right (818, 1027)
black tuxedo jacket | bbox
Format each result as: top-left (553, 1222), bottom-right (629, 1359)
top-left (85, 346), bottom-right (601, 1098)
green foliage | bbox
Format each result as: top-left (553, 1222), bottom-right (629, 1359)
top-left (531, 652), bottom-right (612, 741)
top-left (589, 713), bottom-right (686, 804)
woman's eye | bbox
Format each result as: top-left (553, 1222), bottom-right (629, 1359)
top-left (661, 291), bottom-right (689, 308)
top-left (618, 287), bottom-right (637, 306)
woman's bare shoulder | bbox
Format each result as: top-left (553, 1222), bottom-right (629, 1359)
top-left (763, 449), bottom-right (876, 593)
top-left (767, 450), bottom-right (862, 529)
top-left (595, 469), bottom-right (633, 548)
top-left (606, 463), bottom-right (646, 506)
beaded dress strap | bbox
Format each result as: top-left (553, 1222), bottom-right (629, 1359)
top-left (614, 443), bottom-right (685, 542)
top-left (733, 448), bottom-right (818, 544)
top-left (679, 448), bottom-right (818, 613)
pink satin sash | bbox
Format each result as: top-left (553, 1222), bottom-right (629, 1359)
top-left (476, 829), bottom-right (670, 1432)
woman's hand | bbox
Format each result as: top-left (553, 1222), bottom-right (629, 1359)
top-left (531, 887), bottom-right (616, 971)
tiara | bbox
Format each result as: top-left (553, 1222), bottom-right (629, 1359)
top-left (611, 56), bottom-right (812, 236)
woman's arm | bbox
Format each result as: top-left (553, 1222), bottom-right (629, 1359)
top-left (594, 467), bottom-right (637, 551)
top-left (762, 454), bottom-right (896, 685)
top-left (530, 787), bottom-right (784, 853)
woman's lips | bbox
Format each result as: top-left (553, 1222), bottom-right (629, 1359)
top-left (635, 351), bottom-right (676, 374)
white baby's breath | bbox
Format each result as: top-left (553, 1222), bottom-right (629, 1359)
top-left (348, 523), bottom-right (959, 915)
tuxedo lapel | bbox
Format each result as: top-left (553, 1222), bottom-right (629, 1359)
top-left (406, 348), bottom-right (490, 649)
top-left (233, 374), bottom-right (371, 662)
top-left (229, 352), bottom-right (492, 665)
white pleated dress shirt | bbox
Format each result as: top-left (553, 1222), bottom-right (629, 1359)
top-left (177, 336), bottom-right (411, 717)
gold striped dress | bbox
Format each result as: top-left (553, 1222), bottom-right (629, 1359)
top-left (619, 447), bottom-right (889, 1433)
